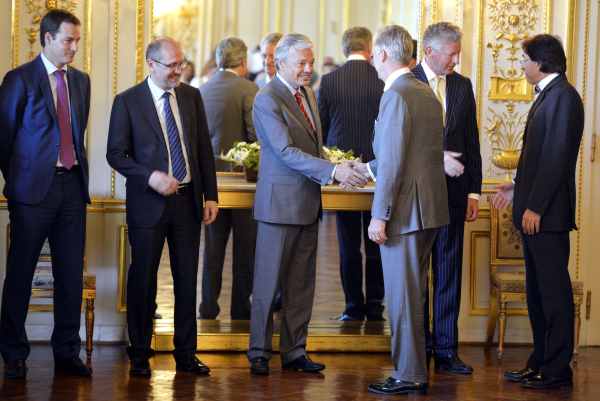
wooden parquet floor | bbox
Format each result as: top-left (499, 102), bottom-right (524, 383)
top-left (0, 345), bottom-right (597, 401)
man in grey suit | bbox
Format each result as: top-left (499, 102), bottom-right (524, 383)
top-left (198, 37), bottom-right (258, 320)
top-left (248, 33), bottom-right (368, 376)
top-left (354, 25), bottom-right (449, 395)
top-left (255, 32), bottom-right (282, 89)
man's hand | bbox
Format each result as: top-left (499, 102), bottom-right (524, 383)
top-left (490, 182), bottom-right (514, 209)
top-left (338, 160), bottom-right (371, 190)
top-left (368, 218), bottom-right (388, 245)
top-left (148, 171), bottom-right (179, 196)
top-left (522, 209), bottom-right (541, 235)
top-left (203, 200), bottom-right (219, 225)
top-left (334, 161), bottom-right (369, 189)
top-left (465, 198), bottom-right (479, 222)
top-left (443, 151), bottom-right (464, 177)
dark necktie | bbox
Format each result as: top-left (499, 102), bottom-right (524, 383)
top-left (534, 85), bottom-right (541, 94)
top-left (294, 90), bottom-right (315, 131)
top-left (161, 92), bottom-right (187, 182)
top-left (54, 70), bottom-right (75, 169)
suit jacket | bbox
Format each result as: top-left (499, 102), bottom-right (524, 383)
top-left (368, 73), bottom-right (449, 236)
top-left (0, 55), bottom-right (91, 204)
top-left (513, 74), bottom-right (584, 232)
top-left (318, 60), bottom-right (384, 162)
top-left (200, 70), bottom-right (259, 171)
top-left (252, 76), bottom-right (334, 225)
top-left (106, 79), bottom-right (218, 228)
top-left (412, 64), bottom-right (482, 210)
top-left (255, 73), bottom-right (268, 89)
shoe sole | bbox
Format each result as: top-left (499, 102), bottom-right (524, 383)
top-left (282, 367), bottom-right (325, 373)
top-left (368, 387), bottom-right (427, 395)
top-left (435, 367), bottom-right (473, 375)
top-left (521, 381), bottom-right (573, 389)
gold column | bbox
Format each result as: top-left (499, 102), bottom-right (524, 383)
top-left (11, 0), bottom-right (21, 69)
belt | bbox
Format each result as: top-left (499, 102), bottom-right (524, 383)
top-left (55, 165), bottom-right (80, 175)
top-left (175, 182), bottom-right (192, 195)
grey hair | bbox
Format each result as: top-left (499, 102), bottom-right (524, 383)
top-left (260, 32), bottom-right (283, 53)
top-left (215, 37), bottom-right (247, 69)
top-left (145, 36), bottom-right (180, 61)
top-left (423, 22), bottom-right (462, 50)
top-left (274, 33), bottom-right (313, 70)
top-left (374, 25), bottom-right (414, 65)
top-left (342, 27), bottom-right (372, 58)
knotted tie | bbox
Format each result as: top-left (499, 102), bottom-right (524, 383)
top-left (431, 75), bottom-right (446, 126)
top-left (54, 70), bottom-right (75, 169)
top-left (294, 90), bottom-right (315, 132)
top-left (162, 92), bottom-right (187, 182)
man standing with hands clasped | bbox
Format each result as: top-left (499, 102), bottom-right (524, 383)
top-left (492, 34), bottom-right (583, 390)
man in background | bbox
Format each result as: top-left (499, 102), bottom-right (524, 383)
top-left (318, 27), bottom-right (385, 322)
top-left (199, 37), bottom-right (258, 320)
top-left (255, 32), bottom-right (283, 89)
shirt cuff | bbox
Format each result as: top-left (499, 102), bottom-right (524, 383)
top-left (366, 163), bottom-right (376, 182)
top-left (468, 193), bottom-right (480, 201)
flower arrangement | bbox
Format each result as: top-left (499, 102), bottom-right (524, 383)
top-left (322, 146), bottom-right (358, 164)
top-left (220, 141), bottom-right (260, 171)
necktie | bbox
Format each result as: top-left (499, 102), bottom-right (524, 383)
top-left (432, 76), bottom-right (446, 126)
top-left (161, 92), bottom-right (187, 182)
top-left (54, 70), bottom-right (75, 169)
top-left (534, 85), bottom-right (541, 94)
top-left (294, 90), bottom-right (315, 132)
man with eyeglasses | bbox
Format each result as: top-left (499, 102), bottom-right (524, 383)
top-left (107, 37), bottom-right (218, 378)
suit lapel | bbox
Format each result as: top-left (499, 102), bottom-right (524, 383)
top-left (523, 76), bottom-right (564, 144)
top-left (139, 80), bottom-right (168, 149)
top-left (445, 73), bottom-right (463, 131)
top-left (36, 56), bottom-right (59, 125)
top-left (302, 86), bottom-right (321, 146)
top-left (272, 77), bottom-right (318, 143)
top-left (66, 69), bottom-right (82, 149)
top-left (174, 85), bottom-right (195, 164)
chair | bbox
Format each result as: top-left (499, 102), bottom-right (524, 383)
top-left (485, 206), bottom-right (583, 360)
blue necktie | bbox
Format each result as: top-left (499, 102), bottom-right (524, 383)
top-left (162, 92), bottom-right (187, 182)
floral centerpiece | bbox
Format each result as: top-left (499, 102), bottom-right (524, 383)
top-left (220, 141), bottom-right (260, 181)
top-left (322, 146), bottom-right (358, 164)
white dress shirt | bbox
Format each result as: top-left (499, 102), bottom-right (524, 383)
top-left (40, 52), bottom-right (78, 167)
top-left (147, 76), bottom-right (192, 184)
top-left (535, 73), bottom-right (559, 97)
top-left (422, 60), bottom-right (480, 201)
top-left (347, 54), bottom-right (368, 62)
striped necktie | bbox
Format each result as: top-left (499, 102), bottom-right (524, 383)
top-left (161, 92), bottom-right (187, 182)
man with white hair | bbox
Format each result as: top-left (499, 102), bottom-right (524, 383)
top-left (199, 37), bottom-right (258, 321)
top-left (412, 22), bottom-right (482, 375)
top-left (247, 33), bottom-right (367, 376)
top-left (354, 25), bottom-right (449, 395)
top-left (255, 32), bottom-right (283, 89)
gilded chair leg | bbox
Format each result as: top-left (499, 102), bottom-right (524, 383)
top-left (85, 297), bottom-right (95, 368)
top-left (498, 301), bottom-right (507, 360)
top-left (574, 301), bottom-right (581, 364)
top-left (486, 288), bottom-right (499, 346)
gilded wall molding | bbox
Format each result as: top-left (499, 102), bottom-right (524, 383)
top-left (565, 0), bottom-right (577, 84)
top-left (110, 0), bottom-right (120, 198)
top-left (11, 0), bottom-right (21, 69)
top-left (135, 0), bottom-right (145, 84)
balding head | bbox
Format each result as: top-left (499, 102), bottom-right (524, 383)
top-left (146, 37), bottom-right (185, 90)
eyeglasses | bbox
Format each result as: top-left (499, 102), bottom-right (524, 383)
top-left (152, 59), bottom-right (187, 70)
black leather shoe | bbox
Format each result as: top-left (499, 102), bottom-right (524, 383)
top-left (435, 354), bottom-right (473, 375)
top-left (282, 355), bottom-right (325, 373)
top-left (130, 358), bottom-right (151, 377)
top-left (175, 357), bottom-right (210, 375)
top-left (54, 357), bottom-right (92, 377)
top-left (4, 359), bottom-right (27, 379)
top-left (368, 377), bottom-right (428, 395)
top-left (366, 314), bottom-right (385, 321)
top-left (521, 373), bottom-right (573, 389)
top-left (250, 357), bottom-right (269, 375)
top-left (337, 313), bottom-right (364, 322)
top-left (504, 367), bottom-right (539, 383)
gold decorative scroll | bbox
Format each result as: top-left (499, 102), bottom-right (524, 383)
top-left (488, 76), bottom-right (533, 101)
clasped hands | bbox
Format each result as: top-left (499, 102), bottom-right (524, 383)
top-left (334, 160), bottom-right (371, 190)
top-left (148, 171), bottom-right (218, 224)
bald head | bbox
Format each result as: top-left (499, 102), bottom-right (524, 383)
top-left (146, 37), bottom-right (185, 90)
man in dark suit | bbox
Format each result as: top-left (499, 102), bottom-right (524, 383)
top-left (248, 33), bottom-right (368, 376)
top-left (492, 34), bottom-right (584, 390)
top-left (412, 22), bottom-right (482, 374)
top-left (199, 37), bottom-right (258, 320)
top-left (107, 37), bottom-right (218, 377)
top-left (0, 9), bottom-right (91, 379)
top-left (318, 27), bottom-right (385, 321)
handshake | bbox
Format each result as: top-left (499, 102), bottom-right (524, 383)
top-left (333, 160), bottom-right (371, 190)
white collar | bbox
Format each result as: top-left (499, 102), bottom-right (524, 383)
top-left (221, 68), bottom-right (239, 76)
top-left (40, 52), bottom-right (68, 75)
top-left (347, 54), bottom-right (368, 62)
top-left (421, 60), bottom-right (443, 82)
top-left (383, 67), bottom-right (411, 92)
top-left (536, 73), bottom-right (560, 93)
top-left (147, 75), bottom-right (176, 102)
top-left (276, 72), bottom-right (301, 95)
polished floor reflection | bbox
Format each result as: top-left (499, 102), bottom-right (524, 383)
top-left (0, 345), bottom-right (596, 401)
top-left (156, 212), bottom-right (351, 322)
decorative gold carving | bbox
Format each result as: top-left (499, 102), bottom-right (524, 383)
top-left (11, 0), bottom-right (21, 68)
top-left (485, 103), bottom-right (526, 178)
top-left (135, 0), bottom-right (145, 83)
top-left (110, 0), bottom-right (119, 198)
top-left (488, 76), bottom-right (533, 101)
top-left (565, 0), bottom-right (577, 84)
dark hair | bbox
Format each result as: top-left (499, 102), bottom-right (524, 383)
top-left (40, 9), bottom-right (81, 47)
top-left (412, 39), bottom-right (418, 59)
top-left (522, 34), bottom-right (566, 74)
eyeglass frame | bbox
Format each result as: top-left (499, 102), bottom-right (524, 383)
top-left (151, 58), bottom-right (188, 71)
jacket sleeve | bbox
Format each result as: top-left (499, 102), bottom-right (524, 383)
top-left (0, 70), bottom-right (26, 179)
top-left (463, 79), bottom-right (482, 195)
top-left (526, 89), bottom-right (584, 216)
top-left (253, 92), bottom-right (334, 185)
top-left (371, 91), bottom-right (411, 221)
top-left (195, 91), bottom-right (219, 202)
